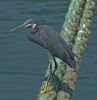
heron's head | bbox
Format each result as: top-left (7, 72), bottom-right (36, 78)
top-left (11, 19), bottom-right (39, 32)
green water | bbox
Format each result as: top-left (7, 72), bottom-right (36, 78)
top-left (0, 0), bottom-right (97, 100)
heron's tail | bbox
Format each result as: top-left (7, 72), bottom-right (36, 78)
top-left (66, 57), bottom-right (76, 69)
top-left (65, 50), bottom-right (76, 69)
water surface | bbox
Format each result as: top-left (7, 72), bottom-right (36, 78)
top-left (0, 0), bottom-right (97, 100)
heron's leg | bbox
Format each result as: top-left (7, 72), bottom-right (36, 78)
top-left (45, 49), bottom-right (58, 78)
top-left (47, 60), bottom-right (52, 82)
top-left (46, 50), bottom-right (53, 82)
top-left (39, 50), bottom-right (54, 93)
top-left (52, 56), bottom-right (58, 76)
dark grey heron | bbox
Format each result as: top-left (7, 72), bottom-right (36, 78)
top-left (11, 19), bottom-right (76, 86)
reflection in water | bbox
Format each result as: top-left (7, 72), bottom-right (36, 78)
top-left (0, 0), bottom-right (97, 100)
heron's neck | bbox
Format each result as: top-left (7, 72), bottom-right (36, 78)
top-left (27, 26), bottom-right (39, 43)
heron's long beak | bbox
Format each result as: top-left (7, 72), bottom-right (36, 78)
top-left (10, 24), bottom-right (24, 32)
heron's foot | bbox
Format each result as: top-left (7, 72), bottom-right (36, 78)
top-left (39, 81), bottom-right (53, 94)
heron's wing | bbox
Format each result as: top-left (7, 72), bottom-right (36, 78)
top-left (39, 25), bottom-right (76, 68)
top-left (39, 25), bottom-right (59, 48)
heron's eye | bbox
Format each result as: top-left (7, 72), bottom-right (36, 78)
top-left (25, 24), bottom-right (32, 28)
